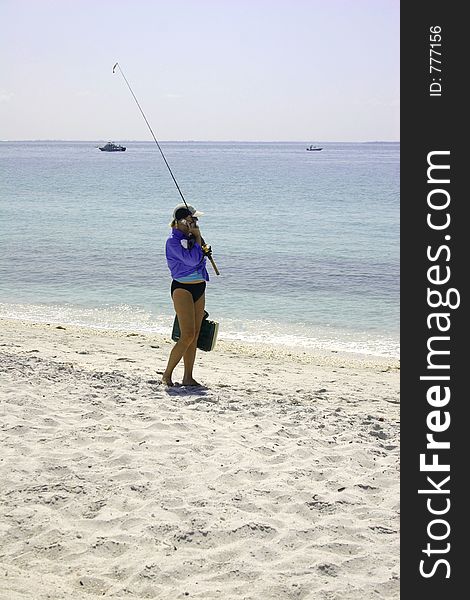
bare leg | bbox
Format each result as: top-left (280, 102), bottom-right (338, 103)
top-left (161, 289), bottom-right (196, 386)
top-left (182, 292), bottom-right (205, 385)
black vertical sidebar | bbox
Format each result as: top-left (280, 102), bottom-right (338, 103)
top-left (401, 2), bottom-right (466, 598)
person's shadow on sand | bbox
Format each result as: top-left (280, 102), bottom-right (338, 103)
top-left (164, 383), bottom-right (210, 396)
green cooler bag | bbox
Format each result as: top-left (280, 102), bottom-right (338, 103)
top-left (171, 310), bottom-right (219, 352)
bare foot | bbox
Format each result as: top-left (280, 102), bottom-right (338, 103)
top-left (182, 377), bottom-right (203, 387)
top-left (161, 374), bottom-right (174, 387)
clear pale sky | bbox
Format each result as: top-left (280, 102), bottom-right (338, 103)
top-left (1, 0), bottom-right (399, 141)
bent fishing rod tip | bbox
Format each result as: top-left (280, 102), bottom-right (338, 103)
top-left (112, 62), bottom-right (118, 73)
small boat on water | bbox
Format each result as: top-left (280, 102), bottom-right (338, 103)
top-left (306, 145), bottom-right (322, 151)
top-left (99, 142), bottom-right (126, 152)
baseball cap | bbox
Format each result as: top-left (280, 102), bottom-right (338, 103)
top-left (172, 203), bottom-right (204, 220)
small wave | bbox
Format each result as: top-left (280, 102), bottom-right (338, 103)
top-left (0, 302), bottom-right (399, 359)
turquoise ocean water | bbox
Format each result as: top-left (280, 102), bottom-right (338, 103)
top-left (0, 141), bottom-right (399, 357)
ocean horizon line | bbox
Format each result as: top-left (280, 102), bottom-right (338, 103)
top-left (1, 139), bottom-right (400, 144)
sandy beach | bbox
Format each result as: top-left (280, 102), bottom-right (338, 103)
top-left (0, 318), bottom-right (399, 599)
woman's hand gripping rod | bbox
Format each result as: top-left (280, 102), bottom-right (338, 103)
top-left (113, 61), bottom-right (220, 275)
top-left (200, 239), bottom-right (219, 275)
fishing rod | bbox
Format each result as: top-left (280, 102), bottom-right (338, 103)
top-left (112, 62), bottom-right (220, 275)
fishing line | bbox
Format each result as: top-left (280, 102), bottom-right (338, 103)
top-left (112, 62), bottom-right (188, 208)
top-left (113, 62), bottom-right (220, 275)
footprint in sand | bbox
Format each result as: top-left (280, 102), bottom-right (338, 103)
top-left (78, 577), bottom-right (108, 594)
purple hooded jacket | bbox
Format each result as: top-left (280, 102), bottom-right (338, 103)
top-left (165, 228), bottom-right (209, 281)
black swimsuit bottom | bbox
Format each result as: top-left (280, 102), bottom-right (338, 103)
top-left (171, 280), bottom-right (206, 303)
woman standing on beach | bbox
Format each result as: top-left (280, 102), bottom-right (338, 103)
top-left (161, 203), bottom-right (209, 387)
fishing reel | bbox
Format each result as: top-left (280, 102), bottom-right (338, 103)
top-left (201, 240), bottom-right (220, 275)
top-left (201, 243), bottom-right (212, 257)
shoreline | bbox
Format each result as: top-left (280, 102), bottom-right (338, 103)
top-left (0, 317), bottom-right (399, 370)
top-left (1, 317), bottom-right (399, 599)
top-left (0, 305), bottom-right (400, 362)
